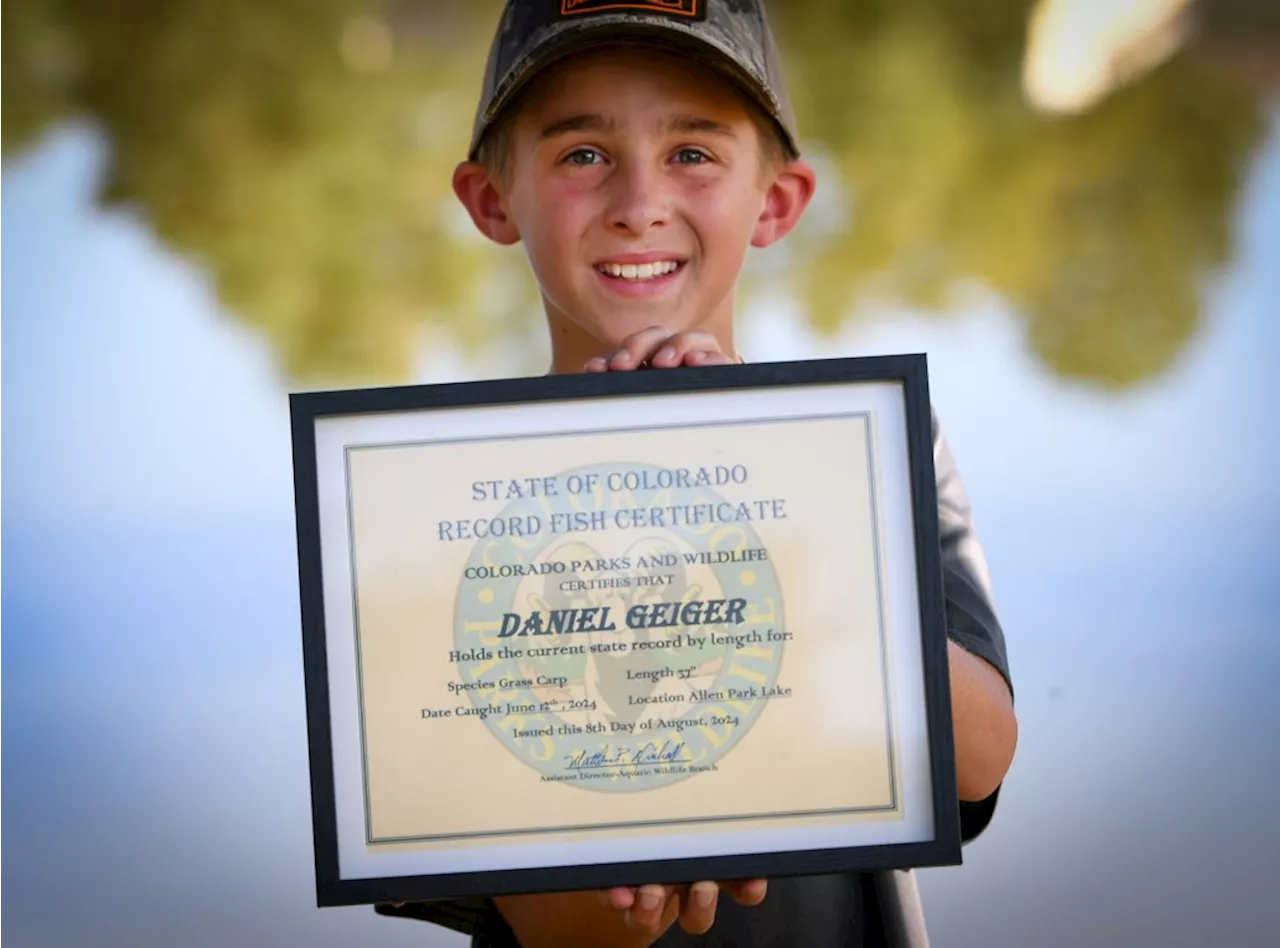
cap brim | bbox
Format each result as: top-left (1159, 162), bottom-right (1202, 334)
top-left (469, 17), bottom-right (796, 161)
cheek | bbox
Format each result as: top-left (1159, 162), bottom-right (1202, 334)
top-left (526, 187), bottom-right (594, 256)
top-left (695, 187), bottom-right (764, 262)
top-left (511, 193), bottom-right (605, 311)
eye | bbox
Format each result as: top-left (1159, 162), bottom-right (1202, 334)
top-left (563, 147), bottom-right (605, 166)
top-left (673, 147), bottom-right (711, 165)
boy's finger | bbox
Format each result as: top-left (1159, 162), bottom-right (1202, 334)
top-left (651, 331), bottom-right (722, 368)
top-left (722, 878), bottom-right (768, 906)
top-left (623, 884), bottom-right (673, 932)
top-left (682, 350), bottom-right (735, 367)
top-left (599, 886), bottom-right (636, 910)
top-left (678, 881), bottom-right (720, 934)
top-left (584, 356), bottom-right (609, 373)
top-left (609, 327), bottom-right (676, 370)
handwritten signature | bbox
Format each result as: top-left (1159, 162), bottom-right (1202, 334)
top-left (564, 740), bottom-right (688, 771)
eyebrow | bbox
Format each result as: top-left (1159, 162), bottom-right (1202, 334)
top-left (536, 113), bottom-right (739, 141)
top-left (538, 114), bottom-right (617, 140)
top-left (667, 114), bottom-right (738, 138)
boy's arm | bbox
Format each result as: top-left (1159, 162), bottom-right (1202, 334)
top-left (948, 639), bottom-right (1017, 802)
top-left (932, 411), bottom-right (1018, 810)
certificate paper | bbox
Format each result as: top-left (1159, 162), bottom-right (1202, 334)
top-left (292, 358), bottom-right (959, 905)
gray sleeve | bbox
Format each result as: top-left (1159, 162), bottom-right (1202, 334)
top-left (932, 410), bottom-right (1013, 694)
top-left (931, 410), bottom-right (1014, 842)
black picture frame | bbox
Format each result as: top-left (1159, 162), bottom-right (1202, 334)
top-left (289, 354), bottom-right (959, 908)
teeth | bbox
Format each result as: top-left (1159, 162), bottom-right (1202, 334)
top-left (599, 260), bottom-right (680, 280)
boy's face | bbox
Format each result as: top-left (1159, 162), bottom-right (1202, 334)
top-left (455, 47), bottom-right (814, 360)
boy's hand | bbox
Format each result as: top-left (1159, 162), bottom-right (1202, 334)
top-left (584, 327), bottom-right (739, 373)
top-left (600, 879), bottom-right (768, 937)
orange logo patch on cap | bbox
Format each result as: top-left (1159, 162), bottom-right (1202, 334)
top-left (559, 0), bottom-right (702, 19)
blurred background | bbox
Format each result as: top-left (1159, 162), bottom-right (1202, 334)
top-left (3, 0), bottom-right (1278, 945)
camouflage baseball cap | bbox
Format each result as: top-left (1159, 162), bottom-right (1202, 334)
top-left (467, 0), bottom-right (800, 162)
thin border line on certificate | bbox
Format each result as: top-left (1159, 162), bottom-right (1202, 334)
top-left (343, 411), bottom-right (900, 846)
top-left (864, 410), bottom-right (899, 816)
top-left (342, 410), bottom-right (865, 454)
top-left (343, 445), bottom-right (378, 844)
top-left (368, 801), bottom-right (902, 846)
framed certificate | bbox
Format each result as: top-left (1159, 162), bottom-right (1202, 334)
top-left (289, 355), bottom-right (959, 907)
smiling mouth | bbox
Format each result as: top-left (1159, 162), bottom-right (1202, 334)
top-left (595, 260), bottom-right (684, 282)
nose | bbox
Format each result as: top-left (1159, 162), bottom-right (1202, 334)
top-left (604, 160), bottom-right (669, 236)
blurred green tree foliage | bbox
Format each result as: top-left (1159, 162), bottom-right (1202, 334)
top-left (3, 0), bottom-right (1266, 386)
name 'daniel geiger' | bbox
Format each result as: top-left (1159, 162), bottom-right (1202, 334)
top-left (497, 598), bottom-right (749, 638)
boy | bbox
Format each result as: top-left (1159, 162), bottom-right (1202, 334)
top-left (378, 2), bottom-right (1017, 945)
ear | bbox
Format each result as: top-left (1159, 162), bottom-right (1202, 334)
top-left (751, 159), bottom-right (817, 248)
top-left (452, 161), bottom-right (520, 246)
